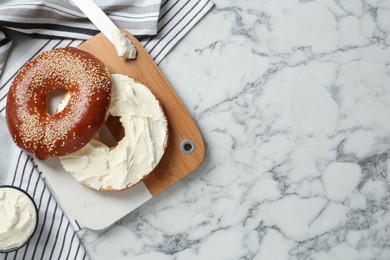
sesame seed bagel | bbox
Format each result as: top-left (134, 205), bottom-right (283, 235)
top-left (6, 47), bottom-right (112, 160)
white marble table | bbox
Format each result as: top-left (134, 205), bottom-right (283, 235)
top-left (2, 0), bottom-right (390, 259)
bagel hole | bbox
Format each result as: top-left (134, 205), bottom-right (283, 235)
top-left (46, 88), bottom-right (68, 115)
top-left (99, 115), bottom-right (125, 148)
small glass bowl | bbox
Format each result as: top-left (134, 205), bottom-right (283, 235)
top-left (0, 185), bottom-right (39, 253)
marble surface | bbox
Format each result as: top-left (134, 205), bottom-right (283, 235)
top-left (2, 0), bottom-right (390, 259)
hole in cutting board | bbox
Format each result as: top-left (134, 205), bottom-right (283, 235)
top-left (184, 143), bottom-right (192, 151)
top-left (45, 88), bottom-right (67, 115)
top-left (181, 139), bottom-right (196, 154)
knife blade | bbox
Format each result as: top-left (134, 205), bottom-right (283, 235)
top-left (71, 0), bottom-right (137, 59)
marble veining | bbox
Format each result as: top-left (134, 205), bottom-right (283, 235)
top-left (78, 0), bottom-right (390, 259)
top-left (0, 0), bottom-right (389, 259)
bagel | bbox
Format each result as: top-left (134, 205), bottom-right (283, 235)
top-left (59, 74), bottom-right (168, 191)
top-left (6, 47), bottom-right (112, 160)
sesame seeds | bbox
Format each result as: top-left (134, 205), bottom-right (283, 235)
top-left (7, 47), bottom-right (112, 158)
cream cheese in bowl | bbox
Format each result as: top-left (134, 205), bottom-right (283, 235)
top-left (0, 186), bottom-right (38, 252)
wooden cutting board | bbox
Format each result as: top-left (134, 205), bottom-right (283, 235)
top-left (78, 31), bottom-right (205, 196)
top-left (37, 30), bottom-right (205, 230)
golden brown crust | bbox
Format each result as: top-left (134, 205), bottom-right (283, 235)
top-left (6, 47), bottom-right (112, 160)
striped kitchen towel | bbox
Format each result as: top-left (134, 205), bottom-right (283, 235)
top-left (0, 0), bottom-right (162, 38)
top-left (0, 0), bottom-right (214, 259)
top-left (4, 150), bottom-right (86, 260)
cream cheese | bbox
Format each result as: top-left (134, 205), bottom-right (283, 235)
top-left (112, 29), bottom-right (137, 59)
top-left (0, 187), bottom-right (37, 251)
top-left (60, 74), bottom-right (168, 191)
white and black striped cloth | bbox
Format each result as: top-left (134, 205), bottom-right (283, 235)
top-left (0, 0), bottom-right (162, 38)
top-left (0, 0), bottom-right (214, 259)
top-left (5, 150), bottom-right (86, 260)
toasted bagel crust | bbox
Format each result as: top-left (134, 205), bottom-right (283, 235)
top-left (6, 47), bottom-right (112, 160)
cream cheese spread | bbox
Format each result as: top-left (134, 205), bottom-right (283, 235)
top-left (112, 29), bottom-right (137, 59)
top-left (0, 187), bottom-right (37, 251)
top-left (60, 74), bottom-right (168, 191)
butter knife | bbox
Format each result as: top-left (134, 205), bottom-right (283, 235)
top-left (71, 0), bottom-right (137, 59)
